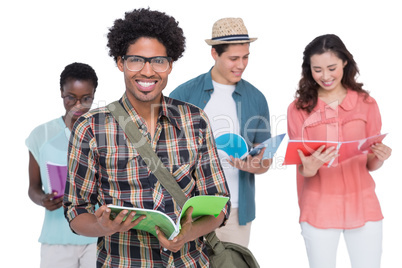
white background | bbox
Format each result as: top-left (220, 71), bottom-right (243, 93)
top-left (1, 0), bottom-right (401, 267)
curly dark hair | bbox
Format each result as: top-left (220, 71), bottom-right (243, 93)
top-left (295, 34), bottom-right (368, 113)
top-left (60, 62), bottom-right (98, 90)
top-left (107, 8), bottom-right (186, 63)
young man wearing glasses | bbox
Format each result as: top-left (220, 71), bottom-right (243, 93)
top-left (170, 18), bottom-right (271, 248)
top-left (26, 62), bottom-right (98, 267)
top-left (64, 8), bottom-right (230, 267)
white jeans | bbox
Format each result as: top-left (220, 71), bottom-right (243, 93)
top-left (41, 243), bottom-right (97, 268)
top-left (301, 221), bottom-right (382, 268)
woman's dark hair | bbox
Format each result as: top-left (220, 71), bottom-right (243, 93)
top-left (107, 8), bottom-right (186, 63)
top-left (60, 62), bottom-right (98, 90)
top-left (295, 34), bottom-right (368, 113)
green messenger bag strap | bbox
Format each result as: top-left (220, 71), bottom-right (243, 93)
top-left (107, 100), bottom-right (187, 206)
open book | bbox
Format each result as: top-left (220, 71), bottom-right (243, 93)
top-left (214, 133), bottom-right (285, 160)
top-left (108, 195), bottom-right (229, 240)
top-left (46, 162), bottom-right (68, 198)
top-left (240, 133), bottom-right (285, 160)
top-left (283, 133), bottom-right (387, 167)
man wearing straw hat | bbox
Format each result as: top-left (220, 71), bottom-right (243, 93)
top-left (170, 17), bottom-right (271, 248)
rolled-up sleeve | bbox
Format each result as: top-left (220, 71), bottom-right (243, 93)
top-left (64, 117), bottom-right (98, 223)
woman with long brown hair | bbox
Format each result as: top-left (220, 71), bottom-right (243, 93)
top-left (287, 34), bottom-right (391, 268)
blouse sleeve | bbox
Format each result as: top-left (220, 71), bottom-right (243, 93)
top-left (365, 96), bottom-right (382, 137)
top-left (287, 101), bottom-right (305, 140)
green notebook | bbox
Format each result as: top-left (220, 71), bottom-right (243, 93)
top-left (108, 195), bottom-right (229, 240)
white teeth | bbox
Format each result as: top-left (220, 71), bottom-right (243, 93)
top-left (138, 81), bottom-right (155, 87)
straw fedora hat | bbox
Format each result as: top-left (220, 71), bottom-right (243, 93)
top-left (205, 17), bottom-right (257, 45)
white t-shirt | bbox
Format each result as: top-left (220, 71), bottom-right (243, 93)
top-left (204, 81), bottom-right (240, 208)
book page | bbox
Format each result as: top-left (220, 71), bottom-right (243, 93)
top-left (357, 133), bottom-right (387, 152)
top-left (337, 133), bottom-right (388, 162)
top-left (178, 195), bottom-right (229, 233)
top-left (283, 140), bottom-right (338, 165)
top-left (283, 133), bottom-right (388, 166)
top-left (181, 195), bottom-right (229, 218)
top-left (241, 133), bottom-right (286, 160)
top-left (108, 205), bottom-right (177, 239)
top-left (108, 195), bottom-right (229, 240)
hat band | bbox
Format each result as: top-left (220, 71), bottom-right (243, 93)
top-left (211, 34), bottom-right (250, 42)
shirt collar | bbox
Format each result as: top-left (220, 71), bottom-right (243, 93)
top-left (204, 67), bottom-right (244, 96)
top-left (203, 67), bottom-right (214, 92)
top-left (160, 96), bottom-right (181, 130)
top-left (339, 89), bottom-right (358, 111)
top-left (315, 89), bottom-right (358, 112)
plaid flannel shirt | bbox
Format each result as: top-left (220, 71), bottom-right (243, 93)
top-left (64, 93), bottom-right (230, 267)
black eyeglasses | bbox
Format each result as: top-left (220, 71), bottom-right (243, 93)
top-left (62, 95), bottom-right (94, 106)
top-left (122, 55), bottom-right (172, 72)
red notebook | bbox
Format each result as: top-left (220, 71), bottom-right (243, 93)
top-left (283, 133), bottom-right (387, 167)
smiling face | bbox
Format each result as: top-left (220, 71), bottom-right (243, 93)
top-left (117, 37), bottom-right (172, 109)
top-left (310, 51), bottom-right (347, 94)
top-left (61, 79), bottom-right (95, 123)
top-left (211, 43), bottom-right (250, 85)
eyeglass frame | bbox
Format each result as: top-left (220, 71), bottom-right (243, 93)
top-left (122, 55), bottom-right (173, 73)
top-left (62, 94), bottom-right (94, 106)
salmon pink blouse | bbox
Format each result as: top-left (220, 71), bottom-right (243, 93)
top-left (287, 90), bottom-right (383, 229)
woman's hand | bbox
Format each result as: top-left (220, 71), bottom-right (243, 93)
top-left (298, 145), bottom-right (338, 177)
top-left (367, 143), bottom-right (392, 171)
top-left (41, 192), bottom-right (63, 211)
top-left (370, 143), bottom-right (392, 162)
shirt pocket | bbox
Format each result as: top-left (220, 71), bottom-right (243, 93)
top-left (303, 120), bottom-right (336, 141)
top-left (170, 164), bottom-right (195, 197)
top-left (98, 145), bottom-right (140, 170)
top-left (341, 113), bottom-right (368, 141)
top-left (98, 144), bottom-right (147, 196)
top-left (300, 110), bottom-right (332, 140)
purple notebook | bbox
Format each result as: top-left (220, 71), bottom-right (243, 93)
top-left (46, 162), bottom-right (68, 198)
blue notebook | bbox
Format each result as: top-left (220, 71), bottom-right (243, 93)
top-left (215, 133), bottom-right (248, 159)
top-left (240, 133), bottom-right (286, 160)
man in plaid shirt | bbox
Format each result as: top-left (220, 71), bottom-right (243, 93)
top-left (64, 8), bottom-right (230, 268)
